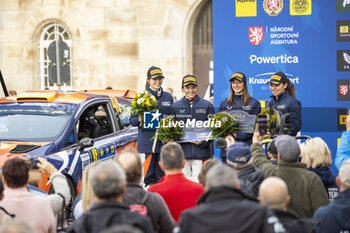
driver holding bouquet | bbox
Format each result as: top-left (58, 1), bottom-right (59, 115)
top-left (129, 66), bottom-right (173, 186)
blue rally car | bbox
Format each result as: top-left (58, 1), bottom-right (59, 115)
top-left (0, 89), bottom-right (138, 194)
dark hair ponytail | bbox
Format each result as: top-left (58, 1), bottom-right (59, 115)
top-left (285, 79), bottom-right (296, 97)
top-left (145, 78), bottom-right (150, 90)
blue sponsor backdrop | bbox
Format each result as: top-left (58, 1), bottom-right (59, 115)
top-left (213, 0), bottom-right (350, 174)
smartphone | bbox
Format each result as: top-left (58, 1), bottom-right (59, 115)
top-left (257, 115), bottom-right (268, 136)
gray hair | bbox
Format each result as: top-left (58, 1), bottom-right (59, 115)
top-left (116, 148), bottom-right (142, 184)
top-left (160, 142), bottom-right (184, 170)
top-left (90, 160), bottom-right (126, 199)
top-left (205, 163), bottom-right (239, 190)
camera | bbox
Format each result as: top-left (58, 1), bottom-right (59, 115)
top-left (215, 137), bottom-right (227, 149)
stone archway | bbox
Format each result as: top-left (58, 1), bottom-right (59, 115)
top-left (182, 0), bottom-right (213, 98)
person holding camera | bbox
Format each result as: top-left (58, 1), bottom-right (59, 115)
top-left (268, 71), bottom-right (301, 136)
top-left (219, 72), bottom-right (261, 163)
top-left (129, 66), bottom-right (173, 186)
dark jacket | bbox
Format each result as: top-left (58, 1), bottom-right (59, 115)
top-left (123, 183), bottom-right (175, 233)
top-left (307, 167), bottom-right (339, 200)
top-left (272, 209), bottom-right (317, 233)
top-left (171, 96), bottom-right (215, 160)
top-left (269, 91), bottom-right (301, 136)
top-left (251, 143), bottom-right (329, 218)
top-left (219, 96), bottom-right (261, 157)
top-left (177, 186), bottom-right (284, 233)
top-left (314, 189), bottom-right (350, 233)
top-left (67, 201), bottom-right (155, 233)
top-left (237, 165), bottom-right (264, 199)
top-left (129, 88), bottom-right (173, 153)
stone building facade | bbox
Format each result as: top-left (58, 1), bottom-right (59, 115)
top-left (0, 0), bottom-right (212, 98)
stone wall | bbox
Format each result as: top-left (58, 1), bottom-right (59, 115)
top-left (0, 0), bottom-right (206, 97)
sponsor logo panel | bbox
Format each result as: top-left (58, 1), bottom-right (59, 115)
top-left (337, 79), bottom-right (350, 101)
top-left (263, 0), bottom-right (283, 16)
top-left (249, 27), bottom-right (263, 45)
top-left (337, 50), bottom-right (350, 72)
top-left (249, 25), bottom-right (300, 46)
top-left (290, 0), bottom-right (311, 15)
top-left (236, 0), bottom-right (257, 17)
top-left (336, 0), bottom-right (350, 12)
top-left (247, 72), bottom-right (300, 91)
top-left (249, 54), bottom-right (299, 64)
top-left (337, 20), bottom-right (350, 42)
top-left (337, 109), bottom-right (348, 131)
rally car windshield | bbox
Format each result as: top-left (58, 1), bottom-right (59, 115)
top-left (0, 103), bottom-right (77, 142)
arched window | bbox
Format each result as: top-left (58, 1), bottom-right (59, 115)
top-left (193, 0), bottom-right (213, 98)
top-left (38, 22), bottom-right (72, 91)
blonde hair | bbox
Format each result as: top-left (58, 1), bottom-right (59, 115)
top-left (300, 137), bottom-right (332, 168)
top-left (82, 163), bottom-right (97, 212)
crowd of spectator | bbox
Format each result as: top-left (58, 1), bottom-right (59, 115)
top-left (0, 113), bottom-right (349, 233)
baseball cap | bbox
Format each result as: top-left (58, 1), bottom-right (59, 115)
top-left (268, 71), bottom-right (288, 85)
top-left (339, 159), bottom-right (350, 187)
top-left (226, 142), bottom-right (251, 164)
top-left (229, 72), bottom-right (246, 82)
top-left (182, 74), bottom-right (198, 87)
top-left (275, 135), bottom-right (300, 162)
top-left (147, 66), bottom-right (165, 79)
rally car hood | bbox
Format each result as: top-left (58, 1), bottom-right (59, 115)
top-left (0, 141), bottom-right (49, 167)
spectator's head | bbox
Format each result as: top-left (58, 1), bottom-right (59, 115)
top-left (209, 96), bottom-right (214, 105)
top-left (90, 161), bottom-right (126, 201)
top-left (198, 159), bottom-right (220, 186)
top-left (82, 163), bottom-right (97, 212)
top-left (116, 147), bottom-right (142, 184)
top-left (0, 219), bottom-right (34, 233)
top-left (226, 142), bottom-right (251, 170)
top-left (166, 88), bottom-right (174, 96)
top-left (300, 137), bottom-right (332, 168)
top-left (160, 142), bottom-right (185, 173)
top-left (205, 163), bottom-right (240, 190)
top-left (2, 158), bottom-right (29, 188)
top-left (267, 140), bottom-right (278, 160)
top-left (8, 90), bottom-right (17, 96)
top-left (105, 86), bottom-right (113, 90)
top-left (275, 135), bottom-right (300, 162)
top-left (259, 177), bottom-right (290, 211)
top-left (337, 159), bottom-right (350, 192)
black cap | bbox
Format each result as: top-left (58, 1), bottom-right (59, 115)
top-left (268, 139), bottom-right (277, 155)
top-left (268, 71), bottom-right (288, 85)
top-left (229, 72), bottom-right (247, 82)
top-left (182, 74), bottom-right (198, 87)
top-left (147, 66), bottom-right (165, 79)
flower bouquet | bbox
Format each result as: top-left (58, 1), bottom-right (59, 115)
top-left (210, 112), bottom-right (238, 138)
top-left (130, 91), bottom-right (159, 117)
top-left (152, 117), bottom-right (184, 143)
